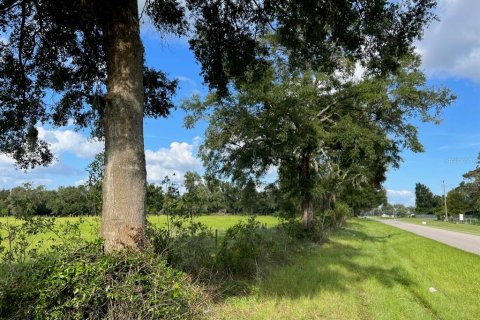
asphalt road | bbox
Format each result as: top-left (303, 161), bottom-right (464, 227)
top-left (378, 219), bottom-right (480, 256)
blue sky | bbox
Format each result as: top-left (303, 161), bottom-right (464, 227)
top-left (1, 0), bottom-right (479, 207)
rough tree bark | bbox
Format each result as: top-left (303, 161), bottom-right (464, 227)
top-left (322, 193), bottom-right (336, 211)
top-left (300, 153), bottom-right (314, 229)
top-left (101, 0), bottom-right (146, 252)
top-left (301, 191), bottom-right (314, 229)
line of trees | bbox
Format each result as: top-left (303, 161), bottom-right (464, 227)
top-left (446, 154), bottom-right (480, 217)
top-left (0, 183), bottom-right (97, 217)
top-left (415, 155), bottom-right (480, 219)
top-left (0, 177), bottom-right (280, 217)
top-left (0, 170), bottom-right (388, 218)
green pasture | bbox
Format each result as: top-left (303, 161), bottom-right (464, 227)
top-left (0, 215), bottom-right (280, 251)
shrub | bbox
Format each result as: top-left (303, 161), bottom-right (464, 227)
top-left (0, 217), bottom-right (207, 320)
top-left (0, 241), bottom-right (206, 320)
top-left (147, 217), bottom-right (216, 279)
top-left (277, 217), bottom-right (305, 239)
top-left (278, 217), bottom-right (325, 243)
top-left (216, 217), bottom-right (291, 277)
top-left (435, 209), bottom-right (447, 221)
top-left (314, 201), bottom-right (353, 231)
top-left (216, 218), bottom-right (264, 276)
top-left (322, 201), bottom-right (352, 229)
top-left (278, 202), bottom-right (352, 243)
top-left (0, 216), bottom-right (56, 269)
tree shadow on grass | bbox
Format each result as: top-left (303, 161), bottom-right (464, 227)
top-left (334, 226), bottom-right (400, 243)
top-left (254, 227), bottom-right (413, 300)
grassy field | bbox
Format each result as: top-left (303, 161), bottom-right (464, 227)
top-left (148, 214), bottom-right (279, 233)
top-left (0, 215), bottom-right (280, 249)
top-left (0, 216), bottom-right (100, 253)
top-left (212, 219), bottom-right (480, 320)
top-left (399, 217), bottom-right (480, 236)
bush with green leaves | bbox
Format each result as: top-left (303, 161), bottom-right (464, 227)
top-left (0, 216), bottom-right (56, 270)
top-left (321, 201), bottom-right (353, 229)
top-left (0, 241), bottom-right (206, 320)
top-left (278, 217), bottom-right (325, 243)
top-left (0, 217), bottom-right (207, 320)
top-left (278, 202), bottom-right (352, 242)
top-left (148, 217), bottom-right (216, 278)
top-left (216, 217), bottom-right (291, 277)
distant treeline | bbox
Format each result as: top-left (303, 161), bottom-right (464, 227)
top-left (0, 171), bottom-right (386, 218)
top-left (0, 175), bottom-right (283, 217)
top-left (414, 154), bottom-right (480, 219)
top-left (0, 183), bottom-right (100, 217)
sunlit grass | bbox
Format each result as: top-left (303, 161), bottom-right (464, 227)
top-left (0, 215), bottom-right (280, 251)
top-left (148, 214), bottom-right (279, 236)
top-left (212, 219), bottom-right (480, 320)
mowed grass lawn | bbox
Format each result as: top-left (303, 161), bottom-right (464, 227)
top-left (399, 217), bottom-right (480, 236)
top-left (212, 219), bottom-right (480, 320)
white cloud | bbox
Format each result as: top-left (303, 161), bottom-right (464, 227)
top-left (146, 165), bottom-right (185, 184)
top-left (0, 124), bottom-right (203, 189)
top-left (74, 179), bottom-right (87, 186)
top-left (387, 189), bottom-right (415, 206)
top-left (192, 136), bottom-right (202, 146)
top-left (14, 178), bottom-right (54, 187)
top-left (438, 142), bottom-right (480, 151)
top-left (387, 189), bottom-right (413, 197)
top-left (418, 0), bottom-right (480, 81)
top-left (66, 119), bottom-right (75, 127)
top-left (0, 127), bottom-right (101, 189)
top-left (138, 0), bottom-right (147, 12)
top-left (145, 140), bottom-right (202, 184)
top-left (0, 161), bottom-right (82, 189)
top-left (37, 127), bottom-right (103, 158)
top-left (176, 76), bottom-right (197, 87)
top-left (146, 142), bottom-right (201, 169)
top-left (0, 154), bottom-right (15, 166)
top-left (264, 165), bottom-right (278, 184)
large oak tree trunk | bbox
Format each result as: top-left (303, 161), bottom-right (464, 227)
top-left (322, 193), bottom-right (336, 211)
top-left (101, 0), bottom-right (146, 252)
top-left (301, 191), bottom-right (314, 229)
top-left (300, 153), bottom-right (314, 228)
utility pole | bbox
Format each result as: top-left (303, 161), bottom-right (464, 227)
top-left (443, 180), bottom-right (448, 222)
